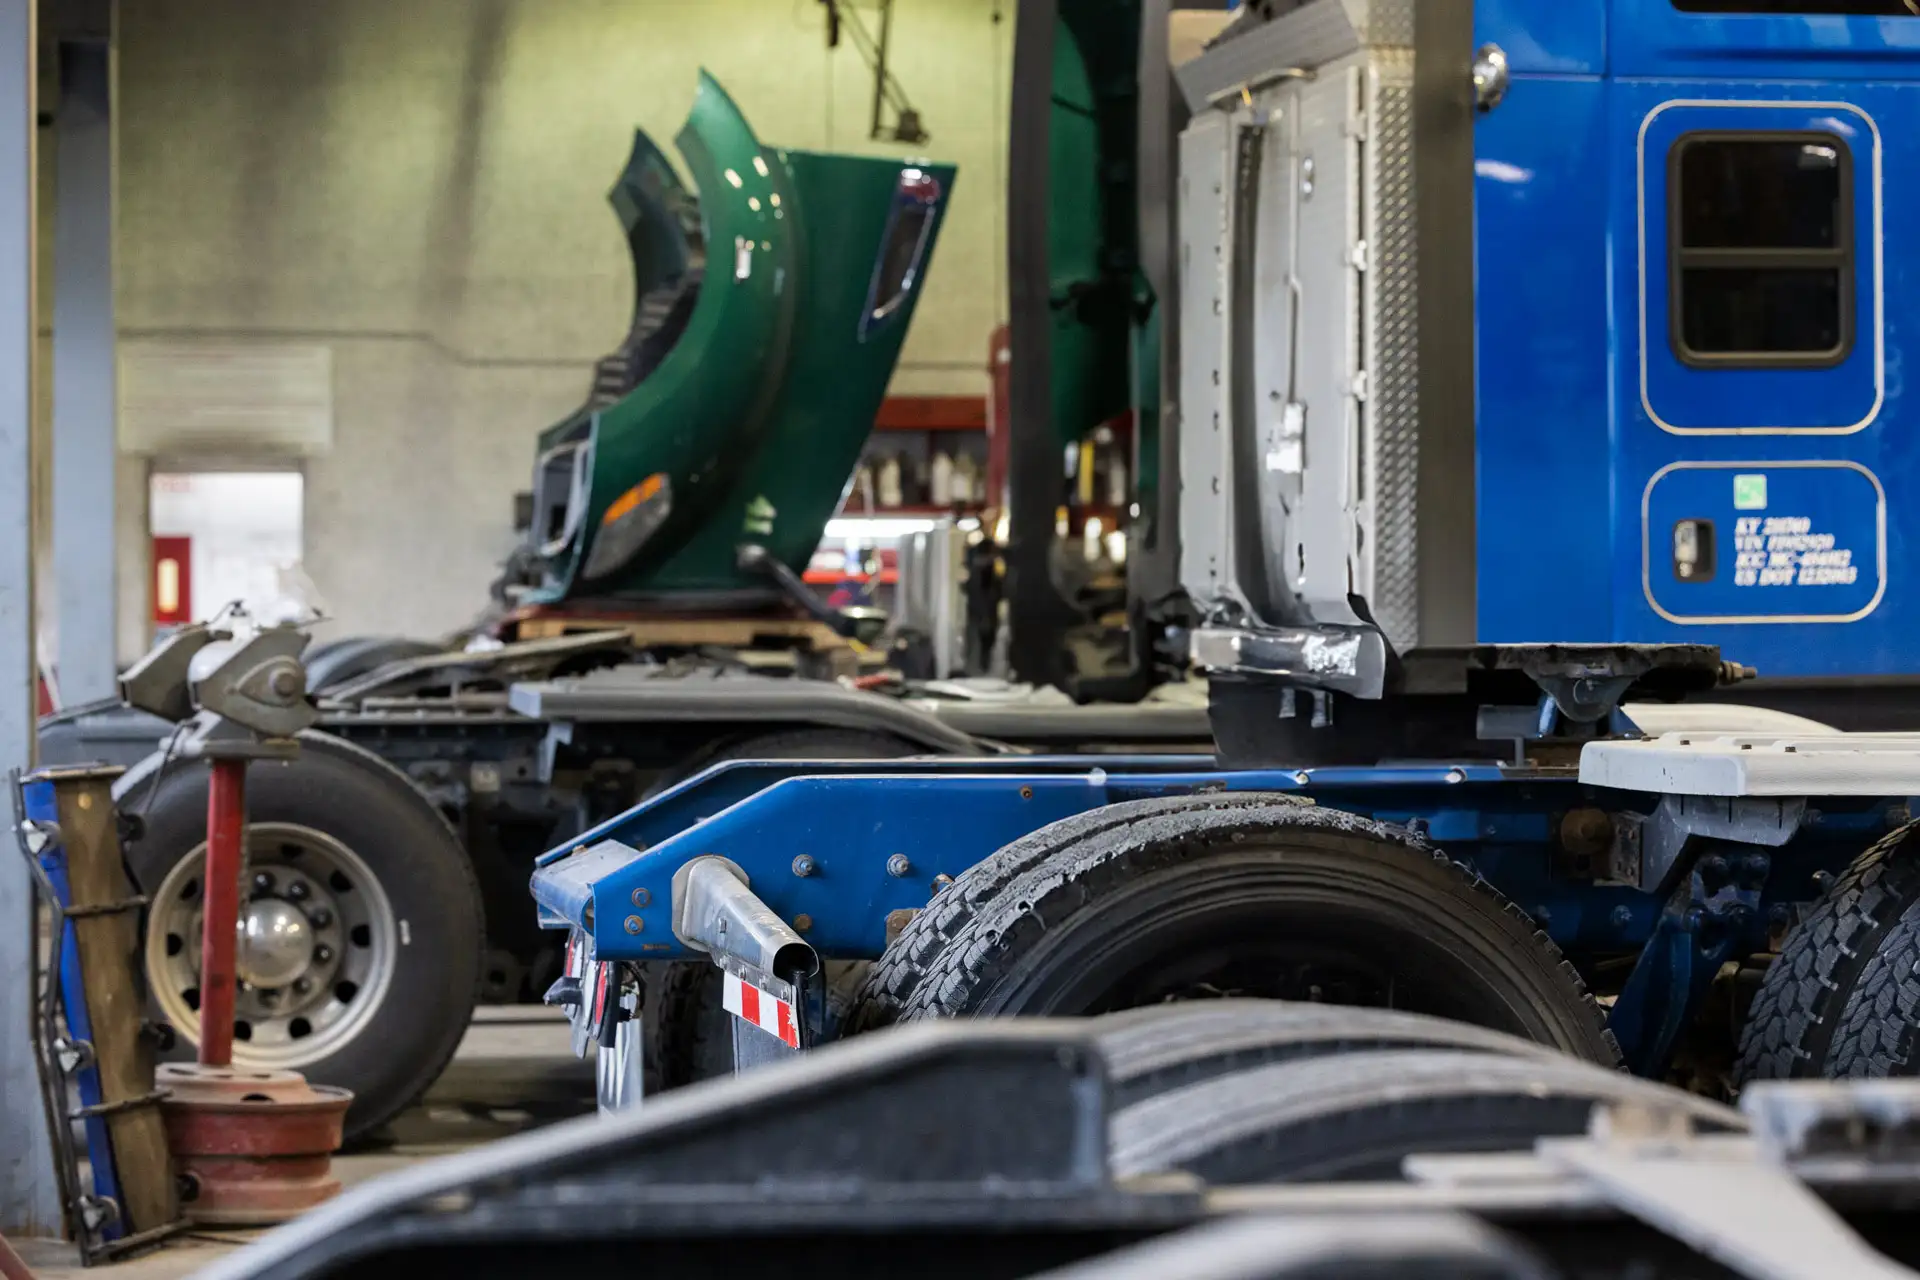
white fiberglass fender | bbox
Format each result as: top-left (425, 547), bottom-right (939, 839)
top-left (1622, 703), bottom-right (1837, 738)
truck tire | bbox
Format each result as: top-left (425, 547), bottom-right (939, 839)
top-left (1092, 1000), bottom-right (1568, 1110)
top-left (850, 793), bottom-right (1618, 1066)
top-left (641, 726), bottom-right (924, 800)
top-left (640, 961), bottom-right (735, 1094)
top-left (642, 728), bottom-right (919, 1091)
top-left (117, 730), bottom-right (484, 1142)
top-left (1737, 822), bottom-right (1920, 1082)
top-left (301, 636), bottom-right (443, 693)
top-left (1111, 1048), bottom-right (1740, 1184)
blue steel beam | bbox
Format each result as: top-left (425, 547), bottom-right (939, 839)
top-left (534, 754), bottom-right (1217, 870)
top-left (51, 40), bottom-right (119, 706)
top-left (532, 760), bottom-right (1536, 960)
top-left (0, 0), bottom-right (60, 1237)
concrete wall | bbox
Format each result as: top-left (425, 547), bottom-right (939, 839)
top-left (110, 0), bottom-right (1011, 645)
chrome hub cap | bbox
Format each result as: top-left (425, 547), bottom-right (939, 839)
top-left (237, 899), bottom-right (315, 989)
top-left (146, 823), bottom-right (398, 1067)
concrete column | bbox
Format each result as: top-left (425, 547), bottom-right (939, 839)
top-left (52, 39), bottom-right (116, 705)
top-left (0, 0), bottom-right (60, 1239)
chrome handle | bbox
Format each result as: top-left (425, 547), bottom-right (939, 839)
top-left (1473, 43), bottom-right (1510, 112)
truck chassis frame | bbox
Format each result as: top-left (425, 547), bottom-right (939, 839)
top-left (532, 730), bottom-right (1918, 1093)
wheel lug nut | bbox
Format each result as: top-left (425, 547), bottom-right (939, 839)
top-left (313, 945), bottom-right (333, 964)
top-left (286, 881), bottom-right (310, 901)
top-left (252, 871), bottom-right (275, 894)
top-left (309, 908), bottom-right (332, 928)
top-left (258, 988), bottom-right (279, 1005)
top-left (293, 978), bottom-right (312, 995)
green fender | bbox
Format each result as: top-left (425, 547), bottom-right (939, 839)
top-left (539, 70), bottom-right (799, 597)
top-left (534, 125), bottom-right (702, 462)
top-left (639, 149), bottom-right (956, 595)
top-left (527, 71), bottom-right (956, 603)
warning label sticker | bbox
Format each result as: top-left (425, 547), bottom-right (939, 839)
top-left (1732, 515), bottom-right (1858, 588)
top-left (1645, 462), bottom-right (1881, 623)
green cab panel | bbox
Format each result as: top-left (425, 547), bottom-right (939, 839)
top-left (533, 124), bottom-right (702, 462)
top-left (524, 71), bottom-right (955, 604)
top-left (1047, 9), bottom-right (1136, 455)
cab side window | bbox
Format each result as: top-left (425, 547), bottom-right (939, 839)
top-left (1672, 2), bottom-right (1919, 14)
top-left (1668, 133), bottom-right (1852, 368)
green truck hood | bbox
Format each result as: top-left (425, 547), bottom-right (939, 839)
top-left (524, 71), bottom-right (955, 604)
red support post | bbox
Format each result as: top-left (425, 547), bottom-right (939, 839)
top-left (0, 1231), bottom-right (40, 1280)
top-left (198, 758), bottom-right (248, 1068)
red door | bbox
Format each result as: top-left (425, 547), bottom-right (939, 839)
top-left (152, 535), bottom-right (192, 626)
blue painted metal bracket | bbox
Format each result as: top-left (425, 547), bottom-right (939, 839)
top-left (537, 771), bottom-right (1140, 956)
top-left (1609, 849), bottom-right (1770, 1076)
top-left (532, 758), bottom-right (1534, 960)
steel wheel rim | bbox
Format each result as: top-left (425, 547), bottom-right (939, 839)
top-left (146, 822), bottom-right (399, 1068)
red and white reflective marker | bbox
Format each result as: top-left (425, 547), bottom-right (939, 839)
top-left (589, 959), bottom-right (612, 1032)
top-left (722, 971), bottom-right (800, 1048)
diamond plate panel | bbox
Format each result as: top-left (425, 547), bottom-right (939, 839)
top-left (1367, 72), bottom-right (1421, 653)
top-left (1350, 0), bottom-right (1417, 50)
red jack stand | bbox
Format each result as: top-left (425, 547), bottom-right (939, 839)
top-left (118, 618), bottom-right (349, 1223)
top-left (160, 750), bottom-right (351, 1226)
top-left (198, 758), bottom-right (246, 1069)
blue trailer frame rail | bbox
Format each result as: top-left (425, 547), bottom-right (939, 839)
top-left (529, 743), bottom-right (1905, 1079)
top-left (533, 754), bottom-right (1217, 882)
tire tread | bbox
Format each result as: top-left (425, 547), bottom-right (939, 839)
top-left (1735, 822), bottom-right (1920, 1083)
top-left (849, 793), bottom-right (1617, 1065)
top-left (1111, 1047), bottom-right (1738, 1184)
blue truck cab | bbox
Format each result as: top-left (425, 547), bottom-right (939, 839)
top-left (1475, 1), bottom-right (1920, 679)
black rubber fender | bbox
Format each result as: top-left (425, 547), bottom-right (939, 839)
top-left (302, 635), bottom-right (445, 693)
top-left (639, 726), bottom-right (925, 801)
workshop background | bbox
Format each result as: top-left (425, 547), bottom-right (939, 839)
top-left (34, 0), bottom-right (1011, 662)
top-left (17, 3), bottom-right (1920, 1276)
